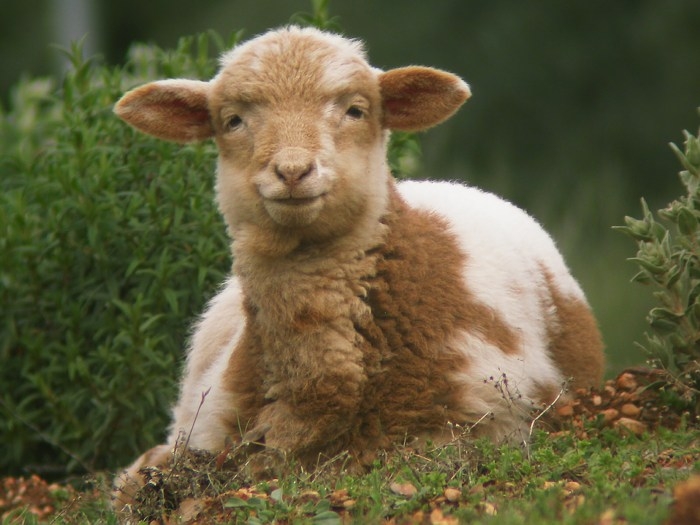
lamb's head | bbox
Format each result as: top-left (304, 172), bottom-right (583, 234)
top-left (115, 27), bottom-right (470, 249)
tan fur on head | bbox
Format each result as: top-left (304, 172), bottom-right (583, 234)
top-left (114, 27), bottom-right (470, 254)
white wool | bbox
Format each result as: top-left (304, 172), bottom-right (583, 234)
top-left (168, 278), bottom-right (245, 449)
top-left (397, 180), bottom-right (585, 304)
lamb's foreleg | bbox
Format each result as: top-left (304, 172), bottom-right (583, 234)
top-left (244, 318), bottom-right (369, 456)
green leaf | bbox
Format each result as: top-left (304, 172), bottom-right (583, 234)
top-left (649, 307), bottom-right (683, 321)
top-left (683, 131), bottom-right (700, 166)
top-left (612, 223), bottom-right (650, 242)
top-left (677, 207), bottom-right (698, 235)
top-left (671, 141), bottom-right (700, 179)
top-left (649, 317), bottom-right (680, 335)
top-left (629, 257), bottom-right (666, 275)
top-left (650, 221), bottom-right (668, 243)
top-left (630, 270), bottom-right (652, 285)
top-left (270, 487), bottom-right (284, 503)
top-left (665, 264), bottom-right (683, 287)
top-left (312, 511), bottom-right (342, 524)
top-left (224, 497), bottom-right (249, 508)
top-left (692, 300), bottom-right (700, 321)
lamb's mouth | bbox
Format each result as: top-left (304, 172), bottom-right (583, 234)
top-left (263, 194), bottom-right (326, 227)
top-left (269, 195), bottom-right (325, 206)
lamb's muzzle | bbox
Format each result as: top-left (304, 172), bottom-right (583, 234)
top-left (111, 25), bottom-right (604, 515)
top-left (272, 147), bottom-right (316, 188)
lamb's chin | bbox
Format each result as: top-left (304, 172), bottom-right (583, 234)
top-left (263, 197), bottom-right (325, 227)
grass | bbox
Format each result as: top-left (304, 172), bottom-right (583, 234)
top-left (3, 411), bottom-right (697, 524)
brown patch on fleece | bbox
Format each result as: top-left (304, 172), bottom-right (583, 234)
top-left (542, 269), bottom-right (605, 390)
top-left (221, 298), bottom-right (268, 436)
top-left (348, 186), bottom-right (521, 453)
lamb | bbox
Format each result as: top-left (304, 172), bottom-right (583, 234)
top-left (112, 25), bottom-right (604, 507)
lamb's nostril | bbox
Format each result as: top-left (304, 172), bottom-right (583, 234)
top-left (274, 167), bottom-right (287, 182)
top-left (274, 162), bottom-right (315, 186)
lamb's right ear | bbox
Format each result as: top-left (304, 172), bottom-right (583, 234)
top-left (379, 67), bottom-right (471, 132)
top-left (114, 79), bottom-right (214, 143)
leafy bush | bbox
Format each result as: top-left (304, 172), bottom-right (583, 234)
top-left (0, 8), bottom-right (421, 475)
top-left (616, 111), bottom-right (700, 408)
top-left (0, 33), bottom-right (239, 476)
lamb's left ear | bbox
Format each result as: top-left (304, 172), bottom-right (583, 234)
top-left (114, 79), bottom-right (213, 143)
top-left (379, 66), bottom-right (471, 132)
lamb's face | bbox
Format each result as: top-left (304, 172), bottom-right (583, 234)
top-left (209, 29), bottom-right (388, 240)
top-left (114, 27), bottom-right (471, 249)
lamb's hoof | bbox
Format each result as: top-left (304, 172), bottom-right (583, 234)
top-left (243, 447), bottom-right (288, 480)
top-left (111, 444), bottom-right (173, 518)
top-left (242, 422), bottom-right (271, 444)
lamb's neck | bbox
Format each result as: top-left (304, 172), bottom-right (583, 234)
top-left (232, 229), bottom-right (383, 330)
top-left (233, 194), bottom-right (399, 305)
top-left (231, 195), bottom-right (405, 333)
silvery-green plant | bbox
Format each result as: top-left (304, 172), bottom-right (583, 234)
top-left (616, 111), bottom-right (700, 406)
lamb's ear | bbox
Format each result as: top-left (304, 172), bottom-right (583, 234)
top-left (114, 79), bottom-right (213, 143)
top-left (379, 66), bottom-right (471, 132)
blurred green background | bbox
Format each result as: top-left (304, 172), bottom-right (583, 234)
top-left (2, 0), bottom-right (699, 373)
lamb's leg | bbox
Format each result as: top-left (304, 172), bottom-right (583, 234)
top-left (243, 323), bottom-right (369, 458)
top-left (243, 400), bottom-right (343, 451)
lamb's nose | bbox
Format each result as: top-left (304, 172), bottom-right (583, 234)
top-left (274, 162), bottom-right (314, 186)
top-left (272, 148), bottom-right (315, 187)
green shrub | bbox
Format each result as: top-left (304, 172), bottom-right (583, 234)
top-left (0, 33), bottom-right (239, 476)
top-left (616, 110), bottom-right (700, 408)
top-left (0, 10), bottom-right (421, 475)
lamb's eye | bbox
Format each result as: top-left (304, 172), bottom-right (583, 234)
top-left (226, 115), bottom-right (243, 130)
top-left (345, 106), bottom-right (365, 120)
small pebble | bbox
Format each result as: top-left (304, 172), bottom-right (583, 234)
top-left (620, 403), bottom-right (641, 418)
top-left (601, 408), bottom-right (619, 423)
top-left (616, 372), bottom-right (638, 391)
top-left (444, 487), bottom-right (461, 502)
top-left (556, 404), bottom-right (575, 417)
top-left (615, 417), bottom-right (647, 435)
